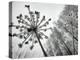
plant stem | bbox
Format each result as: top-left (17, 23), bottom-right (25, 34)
top-left (35, 32), bottom-right (48, 57)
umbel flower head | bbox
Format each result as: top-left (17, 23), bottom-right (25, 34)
top-left (9, 5), bottom-right (52, 50)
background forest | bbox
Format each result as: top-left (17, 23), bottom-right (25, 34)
top-left (46, 5), bottom-right (78, 56)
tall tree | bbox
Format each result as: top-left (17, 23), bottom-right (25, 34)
top-left (56, 5), bottom-right (78, 54)
top-left (46, 5), bottom-right (78, 56)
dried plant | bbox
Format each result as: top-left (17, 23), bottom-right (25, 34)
top-left (9, 5), bottom-right (52, 57)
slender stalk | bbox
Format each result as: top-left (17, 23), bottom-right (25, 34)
top-left (35, 32), bottom-right (48, 57)
top-left (71, 21), bottom-right (75, 54)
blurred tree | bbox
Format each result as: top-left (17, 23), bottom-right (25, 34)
top-left (56, 5), bottom-right (78, 55)
top-left (46, 5), bottom-right (78, 56)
